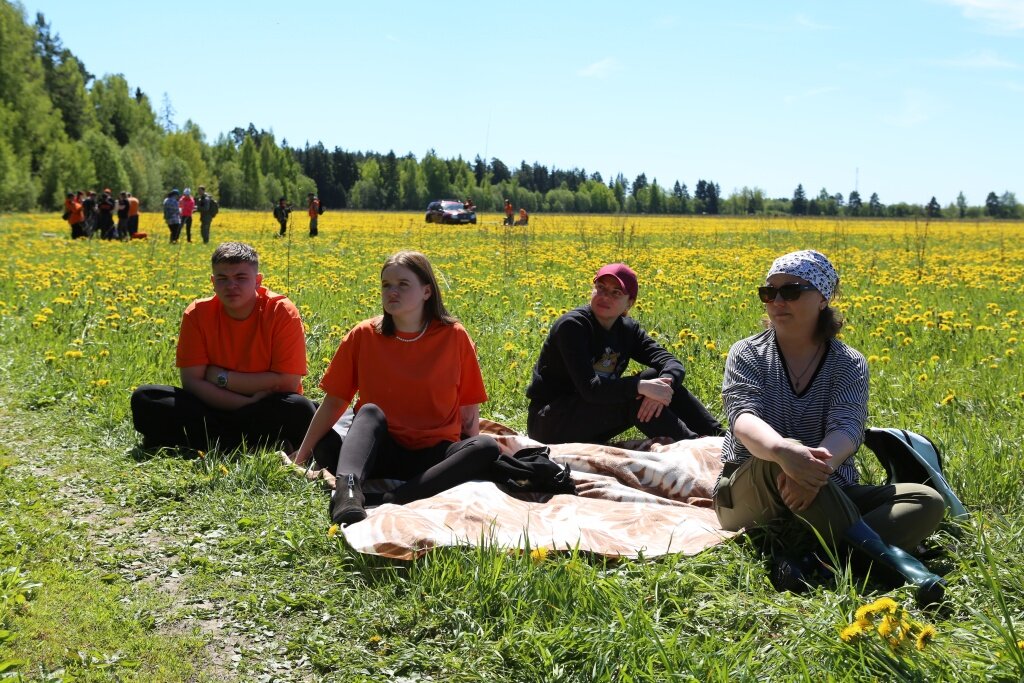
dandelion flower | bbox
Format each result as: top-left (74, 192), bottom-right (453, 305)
top-left (915, 624), bottom-right (936, 651)
top-left (530, 546), bottom-right (549, 564)
top-left (877, 614), bottom-right (897, 638)
top-left (941, 392), bottom-right (955, 406)
top-left (327, 524), bottom-right (339, 537)
top-left (840, 620), bottom-right (869, 642)
top-left (219, 464), bottom-right (229, 476)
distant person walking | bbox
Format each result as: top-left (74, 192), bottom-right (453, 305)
top-left (307, 193), bottom-right (320, 237)
top-left (273, 197), bottom-right (291, 236)
top-left (179, 188), bottom-right (196, 243)
top-left (196, 185), bottom-right (218, 244)
top-left (164, 189), bottom-right (183, 243)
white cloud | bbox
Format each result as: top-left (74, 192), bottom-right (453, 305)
top-left (783, 86), bottom-right (840, 105)
top-left (794, 13), bottom-right (833, 30)
top-left (882, 90), bottom-right (931, 128)
top-left (933, 49), bottom-right (1021, 69)
top-left (943, 0), bottom-right (1024, 31)
top-left (578, 58), bottom-right (621, 79)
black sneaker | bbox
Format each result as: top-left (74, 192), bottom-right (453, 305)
top-left (331, 474), bottom-right (366, 525)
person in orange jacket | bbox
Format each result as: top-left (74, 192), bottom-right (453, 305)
top-left (503, 199), bottom-right (514, 226)
top-left (64, 192), bottom-right (86, 238)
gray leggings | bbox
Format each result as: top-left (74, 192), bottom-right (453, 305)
top-left (714, 457), bottom-right (945, 550)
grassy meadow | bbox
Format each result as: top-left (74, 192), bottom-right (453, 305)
top-left (1, 209), bottom-right (1023, 681)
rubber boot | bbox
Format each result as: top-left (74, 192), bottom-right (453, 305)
top-left (330, 473), bottom-right (366, 525)
top-left (843, 519), bottom-right (945, 606)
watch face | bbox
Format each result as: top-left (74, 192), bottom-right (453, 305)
top-left (217, 373), bottom-right (227, 387)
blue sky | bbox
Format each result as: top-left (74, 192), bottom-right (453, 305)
top-left (21, 0), bottom-right (1024, 205)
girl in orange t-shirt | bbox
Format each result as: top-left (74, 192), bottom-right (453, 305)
top-left (291, 251), bottom-right (499, 525)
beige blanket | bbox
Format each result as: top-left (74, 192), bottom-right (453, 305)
top-left (284, 420), bottom-right (735, 560)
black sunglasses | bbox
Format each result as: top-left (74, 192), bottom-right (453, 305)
top-left (757, 283), bottom-right (817, 303)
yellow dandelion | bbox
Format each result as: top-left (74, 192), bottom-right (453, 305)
top-left (93, 379), bottom-right (110, 387)
top-left (877, 614), bottom-right (897, 638)
top-left (98, 349), bottom-right (109, 357)
top-left (368, 634), bottom-right (382, 644)
top-left (327, 524), bottom-right (339, 537)
top-left (929, 355), bottom-right (940, 362)
top-left (840, 620), bottom-right (869, 642)
top-left (64, 350), bottom-right (83, 358)
top-left (917, 373), bottom-right (927, 382)
top-left (219, 464), bottom-right (229, 476)
top-left (1017, 639), bottom-right (1023, 650)
top-left (941, 392), bottom-right (955, 406)
top-left (705, 341), bottom-right (716, 351)
top-left (867, 355), bottom-right (880, 363)
top-left (915, 624), bottom-right (936, 651)
top-left (530, 546), bottom-right (550, 564)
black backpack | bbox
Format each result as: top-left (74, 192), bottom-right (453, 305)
top-left (316, 199), bottom-right (325, 216)
top-left (207, 196), bottom-right (219, 218)
top-left (862, 428), bottom-right (968, 520)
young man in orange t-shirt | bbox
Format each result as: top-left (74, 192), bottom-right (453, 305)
top-left (130, 242), bottom-right (317, 452)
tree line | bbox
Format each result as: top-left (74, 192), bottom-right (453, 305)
top-left (1, 3), bottom-right (1020, 219)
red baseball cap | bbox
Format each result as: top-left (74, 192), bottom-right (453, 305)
top-left (593, 263), bottom-right (638, 300)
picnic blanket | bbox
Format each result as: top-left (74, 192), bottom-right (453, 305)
top-left (283, 420), bottom-right (735, 560)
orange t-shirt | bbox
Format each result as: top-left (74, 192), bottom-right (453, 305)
top-left (504, 203), bottom-right (514, 216)
top-left (66, 198), bottom-right (84, 224)
top-left (308, 199), bottom-right (319, 218)
top-left (320, 319), bottom-right (488, 449)
top-left (127, 196), bottom-right (140, 217)
top-left (175, 286), bottom-right (307, 393)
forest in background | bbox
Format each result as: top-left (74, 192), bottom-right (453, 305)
top-left (2, 1), bottom-right (1021, 219)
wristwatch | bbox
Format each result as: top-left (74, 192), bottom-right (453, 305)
top-left (215, 371), bottom-right (229, 388)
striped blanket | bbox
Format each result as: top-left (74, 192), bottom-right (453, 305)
top-left (283, 420), bottom-right (735, 559)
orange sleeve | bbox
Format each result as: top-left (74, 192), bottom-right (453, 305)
top-left (269, 299), bottom-right (308, 375)
top-left (175, 303), bottom-right (209, 368)
top-left (456, 326), bottom-right (488, 406)
top-left (319, 323), bottom-right (364, 402)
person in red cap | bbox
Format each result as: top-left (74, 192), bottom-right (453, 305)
top-left (526, 262), bottom-right (723, 445)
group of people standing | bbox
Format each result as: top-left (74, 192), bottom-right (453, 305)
top-left (273, 193), bottom-right (323, 237)
top-left (129, 244), bottom-right (948, 605)
top-left (162, 187), bottom-right (219, 244)
top-left (64, 189), bottom-right (140, 240)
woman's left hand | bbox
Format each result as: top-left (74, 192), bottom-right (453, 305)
top-left (776, 472), bottom-right (821, 512)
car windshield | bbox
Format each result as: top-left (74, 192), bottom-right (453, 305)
top-left (441, 201), bottom-right (465, 210)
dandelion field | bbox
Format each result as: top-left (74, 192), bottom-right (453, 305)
top-left (1, 210), bottom-right (1023, 681)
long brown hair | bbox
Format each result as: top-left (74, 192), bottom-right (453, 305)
top-left (374, 251), bottom-right (457, 335)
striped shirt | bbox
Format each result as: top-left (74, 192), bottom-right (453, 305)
top-left (720, 329), bottom-right (868, 488)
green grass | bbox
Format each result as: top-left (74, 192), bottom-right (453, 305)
top-left (1, 212), bottom-right (1023, 681)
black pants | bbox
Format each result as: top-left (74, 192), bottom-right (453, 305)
top-left (130, 385), bottom-right (316, 453)
top-left (70, 222), bottom-right (86, 239)
top-left (278, 219), bottom-right (288, 236)
top-left (182, 215), bottom-right (193, 241)
top-left (200, 217), bottom-right (212, 243)
top-left (168, 223), bottom-right (182, 243)
top-left (318, 403), bottom-right (500, 504)
top-left (527, 368), bottom-right (724, 444)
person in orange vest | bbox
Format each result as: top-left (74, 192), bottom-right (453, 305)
top-left (126, 192), bottom-right (141, 237)
top-left (64, 192), bottom-right (86, 239)
top-left (307, 193), bottom-right (320, 237)
top-left (515, 207), bottom-right (529, 226)
top-left (503, 199), bottom-right (514, 226)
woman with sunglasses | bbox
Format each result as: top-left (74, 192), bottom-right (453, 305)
top-left (289, 251), bottom-right (500, 525)
top-left (714, 250), bottom-right (946, 604)
top-left (526, 262), bottom-right (723, 445)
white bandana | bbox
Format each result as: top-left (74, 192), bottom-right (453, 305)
top-left (766, 250), bottom-right (839, 300)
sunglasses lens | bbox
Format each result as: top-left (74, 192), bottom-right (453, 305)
top-left (757, 287), bottom-right (775, 303)
top-left (780, 285), bottom-right (802, 301)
